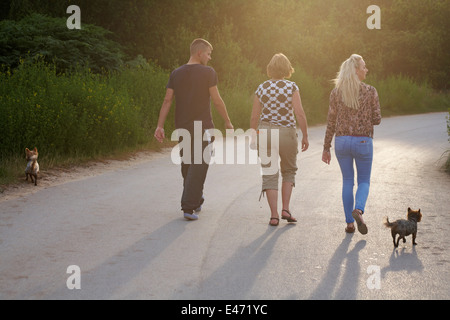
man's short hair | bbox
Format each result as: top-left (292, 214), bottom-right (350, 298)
top-left (190, 38), bottom-right (213, 56)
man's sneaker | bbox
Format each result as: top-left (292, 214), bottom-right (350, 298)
top-left (195, 196), bottom-right (205, 213)
top-left (184, 212), bottom-right (199, 220)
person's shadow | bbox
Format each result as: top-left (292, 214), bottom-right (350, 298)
top-left (194, 224), bottom-right (294, 300)
top-left (44, 218), bottom-right (188, 299)
top-left (309, 235), bottom-right (366, 299)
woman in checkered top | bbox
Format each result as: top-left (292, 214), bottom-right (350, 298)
top-left (250, 53), bottom-right (309, 226)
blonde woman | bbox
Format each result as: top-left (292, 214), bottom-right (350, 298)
top-left (250, 53), bottom-right (309, 226)
top-left (322, 54), bottom-right (381, 234)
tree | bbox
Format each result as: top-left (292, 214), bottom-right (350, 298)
top-left (0, 13), bottom-right (124, 73)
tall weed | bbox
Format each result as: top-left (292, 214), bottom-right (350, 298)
top-left (446, 109), bottom-right (450, 173)
top-left (0, 58), bottom-right (168, 162)
top-left (368, 75), bottom-right (448, 116)
top-left (1, 58), bottom-right (448, 186)
top-left (290, 67), bottom-right (329, 125)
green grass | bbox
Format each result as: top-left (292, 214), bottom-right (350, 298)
top-left (367, 75), bottom-right (449, 117)
top-left (0, 58), bottom-right (170, 186)
top-left (446, 110), bottom-right (450, 174)
top-left (1, 59), bottom-right (448, 187)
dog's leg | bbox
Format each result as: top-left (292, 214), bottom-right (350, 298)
top-left (394, 234), bottom-right (400, 247)
top-left (391, 231), bottom-right (397, 247)
top-left (25, 173), bottom-right (29, 181)
top-left (33, 174), bottom-right (37, 186)
top-left (412, 233), bottom-right (417, 245)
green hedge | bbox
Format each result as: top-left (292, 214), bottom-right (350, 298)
top-left (368, 75), bottom-right (449, 117)
top-left (0, 13), bottom-right (124, 73)
top-left (0, 57), bottom-right (169, 159)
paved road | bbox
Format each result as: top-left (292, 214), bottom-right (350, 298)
top-left (0, 112), bottom-right (449, 300)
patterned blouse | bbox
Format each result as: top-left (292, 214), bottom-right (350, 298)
top-left (323, 82), bottom-right (381, 150)
top-left (255, 79), bottom-right (299, 128)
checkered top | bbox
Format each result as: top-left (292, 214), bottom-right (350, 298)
top-left (255, 79), bottom-right (299, 128)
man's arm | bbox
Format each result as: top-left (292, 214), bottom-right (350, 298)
top-left (154, 88), bottom-right (174, 143)
top-left (209, 86), bottom-right (233, 129)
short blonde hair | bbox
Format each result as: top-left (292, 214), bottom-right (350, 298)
top-left (190, 38), bottom-right (213, 56)
top-left (267, 53), bottom-right (295, 79)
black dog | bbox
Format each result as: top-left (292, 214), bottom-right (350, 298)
top-left (384, 208), bottom-right (422, 247)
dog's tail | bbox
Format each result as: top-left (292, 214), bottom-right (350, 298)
top-left (383, 216), bottom-right (394, 228)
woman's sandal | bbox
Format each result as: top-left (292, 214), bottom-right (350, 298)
top-left (269, 217), bottom-right (279, 226)
top-left (352, 209), bottom-right (368, 234)
top-left (345, 225), bottom-right (355, 233)
top-left (281, 209), bottom-right (297, 223)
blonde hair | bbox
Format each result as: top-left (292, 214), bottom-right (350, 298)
top-left (267, 53), bottom-right (295, 79)
top-left (333, 54), bottom-right (363, 110)
top-left (190, 38), bottom-right (213, 56)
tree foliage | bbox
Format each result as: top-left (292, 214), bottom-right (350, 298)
top-left (0, 0), bottom-right (448, 183)
top-left (0, 13), bottom-right (124, 73)
top-left (1, 0), bottom-right (449, 89)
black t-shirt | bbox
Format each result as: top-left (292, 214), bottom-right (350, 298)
top-left (166, 64), bottom-right (218, 131)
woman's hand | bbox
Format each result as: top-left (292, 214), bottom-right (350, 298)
top-left (250, 130), bottom-right (258, 150)
top-left (301, 136), bottom-right (309, 152)
top-left (154, 127), bottom-right (165, 143)
top-left (322, 149), bottom-right (331, 165)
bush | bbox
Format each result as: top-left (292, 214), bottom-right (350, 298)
top-left (0, 13), bottom-right (124, 74)
top-left (112, 55), bottom-right (172, 134)
top-left (290, 67), bottom-right (328, 125)
top-left (367, 75), bottom-right (448, 116)
top-left (0, 57), bottom-right (168, 160)
top-left (446, 109), bottom-right (450, 174)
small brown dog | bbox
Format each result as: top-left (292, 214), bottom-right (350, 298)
top-left (384, 208), bottom-right (422, 247)
top-left (25, 147), bottom-right (40, 186)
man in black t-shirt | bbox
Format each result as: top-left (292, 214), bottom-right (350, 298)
top-left (154, 38), bottom-right (233, 220)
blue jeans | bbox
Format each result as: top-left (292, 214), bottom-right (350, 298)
top-left (335, 136), bottom-right (373, 223)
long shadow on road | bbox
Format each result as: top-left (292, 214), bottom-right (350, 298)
top-left (47, 218), bottom-right (188, 299)
top-left (309, 235), bottom-right (366, 299)
top-left (195, 224), bottom-right (295, 300)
